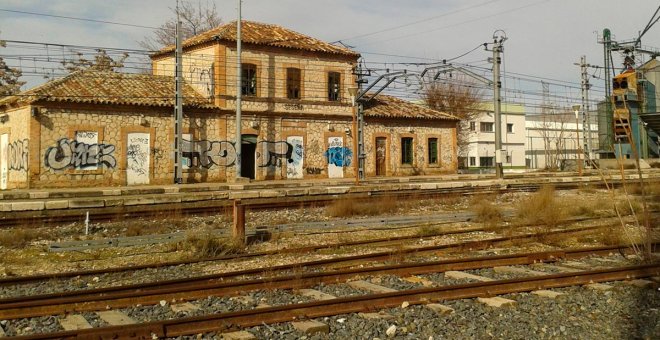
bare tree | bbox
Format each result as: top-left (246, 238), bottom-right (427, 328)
top-left (61, 49), bottom-right (129, 73)
top-left (423, 76), bottom-right (484, 161)
top-left (139, 0), bottom-right (222, 51)
top-left (0, 34), bottom-right (25, 96)
top-left (536, 111), bottom-right (569, 171)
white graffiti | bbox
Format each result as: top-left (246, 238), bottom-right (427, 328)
top-left (45, 138), bottom-right (116, 170)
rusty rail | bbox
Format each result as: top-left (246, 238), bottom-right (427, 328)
top-left (11, 263), bottom-right (659, 339)
top-left (0, 243), bottom-right (644, 320)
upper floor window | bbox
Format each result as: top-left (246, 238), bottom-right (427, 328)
top-left (469, 121), bottom-right (476, 131)
top-left (241, 64), bottom-right (257, 96)
top-left (506, 123), bottom-right (514, 133)
top-left (328, 72), bottom-right (341, 101)
top-left (480, 122), bottom-right (494, 132)
top-left (401, 137), bottom-right (414, 164)
top-left (287, 68), bottom-right (301, 99)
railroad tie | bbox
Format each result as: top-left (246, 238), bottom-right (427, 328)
top-left (585, 283), bottom-right (613, 291)
top-left (347, 280), bottom-right (398, 293)
top-left (402, 275), bottom-right (435, 287)
top-left (59, 314), bottom-right (93, 331)
top-left (426, 303), bottom-right (455, 315)
top-left (477, 297), bottom-right (516, 308)
top-left (220, 330), bottom-right (258, 340)
top-left (291, 320), bottom-right (330, 335)
top-left (358, 311), bottom-right (395, 320)
top-left (623, 279), bottom-right (654, 288)
top-left (295, 288), bottom-right (337, 300)
top-left (96, 310), bottom-right (136, 326)
top-left (531, 290), bottom-right (565, 299)
top-left (493, 266), bottom-right (546, 276)
top-left (444, 271), bottom-right (494, 282)
top-left (170, 302), bottom-right (199, 314)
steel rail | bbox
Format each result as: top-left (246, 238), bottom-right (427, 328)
top-left (0, 243), bottom-right (645, 320)
top-left (0, 211), bottom-right (611, 287)
top-left (11, 264), bottom-right (659, 339)
top-left (0, 223), bottom-right (609, 296)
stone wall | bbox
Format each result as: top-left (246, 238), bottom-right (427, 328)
top-left (0, 106), bottom-right (31, 189)
top-left (364, 118), bottom-right (457, 177)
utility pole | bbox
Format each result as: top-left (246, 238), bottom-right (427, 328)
top-left (235, 0), bottom-right (242, 179)
top-left (575, 56), bottom-right (592, 166)
top-left (174, 5), bottom-right (183, 184)
top-left (491, 31), bottom-right (506, 179)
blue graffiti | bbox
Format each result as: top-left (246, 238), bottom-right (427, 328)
top-left (324, 147), bottom-right (353, 167)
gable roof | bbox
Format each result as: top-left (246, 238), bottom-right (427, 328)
top-left (364, 95), bottom-right (459, 121)
top-left (153, 20), bottom-right (360, 58)
top-left (0, 70), bottom-right (212, 108)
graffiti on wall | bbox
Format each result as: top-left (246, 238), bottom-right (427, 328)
top-left (325, 147), bottom-right (353, 167)
top-left (182, 139), bottom-right (237, 168)
top-left (306, 167), bottom-right (323, 175)
top-left (45, 138), bottom-right (116, 170)
top-left (8, 139), bottom-right (28, 171)
top-left (285, 136), bottom-right (304, 179)
top-left (188, 59), bottom-right (214, 98)
top-left (127, 137), bottom-right (149, 176)
top-left (257, 141), bottom-right (293, 168)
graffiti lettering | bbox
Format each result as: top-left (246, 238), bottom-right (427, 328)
top-left (127, 143), bottom-right (148, 176)
top-left (45, 138), bottom-right (116, 170)
top-left (325, 147), bottom-right (353, 167)
top-left (306, 167), bottom-right (323, 175)
top-left (8, 139), bottom-right (28, 171)
top-left (257, 141), bottom-right (293, 168)
top-left (182, 139), bottom-right (236, 168)
top-left (283, 103), bottom-right (304, 110)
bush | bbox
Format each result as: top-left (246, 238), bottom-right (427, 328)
top-left (516, 185), bottom-right (566, 228)
top-left (180, 229), bottom-right (244, 258)
top-left (471, 199), bottom-right (503, 227)
top-left (0, 229), bottom-right (45, 248)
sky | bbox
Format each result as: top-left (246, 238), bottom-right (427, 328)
top-left (1, 0), bottom-right (659, 111)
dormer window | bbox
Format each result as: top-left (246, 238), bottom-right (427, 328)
top-left (328, 72), bottom-right (340, 101)
top-left (287, 68), bottom-right (301, 99)
top-left (242, 64), bottom-right (257, 96)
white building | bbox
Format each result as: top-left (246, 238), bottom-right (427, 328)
top-left (526, 112), bottom-right (599, 170)
top-left (463, 103), bottom-right (527, 173)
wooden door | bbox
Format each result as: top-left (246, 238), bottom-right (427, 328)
top-left (375, 137), bottom-right (386, 176)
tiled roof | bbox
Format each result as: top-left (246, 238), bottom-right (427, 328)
top-left (154, 20), bottom-right (360, 58)
top-left (364, 95), bottom-right (459, 121)
top-left (0, 70), bottom-right (212, 108)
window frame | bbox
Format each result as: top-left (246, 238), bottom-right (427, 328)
top-left (427, 137), bottom-right (439, 164)
top-left (469, 156), bottom-right (476, 166)
top-left (469, 121), bottom-right (476, 131)
top-left (241, 63), bottom-right (258, 96)
top-left (286, 67), bottom-right (302, 100)
top-left (506, 123), bottom-right (514, 133)
top-left (479, 156), bottom-right (494, 167)
top-left (401, 137), bottom-right (414, 165)
top-left (328, 71), bottom-right (341, 101)
top-left (480, 122), bottom-right (494, 133)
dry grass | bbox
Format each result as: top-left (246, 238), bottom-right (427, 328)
top-left (179, 229), bottom-right (244, 259)
top-left (415, 225), bottom-right (441, 237)
top-left (516, 185), bottom-right (567, 228)
top-left (326, 196), bottom-right (398, 217)
top-left (123, 221), bottom-right (171, 237)
top-left (471, 198), bottom-right (504, 228)
top-left (0, 228), bottom-right (46, 248)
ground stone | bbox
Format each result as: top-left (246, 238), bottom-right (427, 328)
top-left (291, 320), bottom-right (329, 335)
top-left (59, 315), bottom-right (92, 330)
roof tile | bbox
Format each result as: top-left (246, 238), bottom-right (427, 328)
top-left (364, 95), bottom-right (459, 121)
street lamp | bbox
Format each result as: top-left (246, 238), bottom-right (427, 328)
top-left (572, 105), bottom-right (583, 176)
top-left (348, 87), bottom-right (360, 185)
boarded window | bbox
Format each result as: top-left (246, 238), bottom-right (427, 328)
top-left (428, 138), bottom-right (439, 164)
top-left (328, 72), bottom-right (340, 101)
top-left (287, 68), bottom-right (301, 99)
top-left (401, 137), bottom-right (413, 164)
top-left (242, 64), bottom-right (257, 96)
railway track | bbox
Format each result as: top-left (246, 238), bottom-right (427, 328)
top-left (2, 173), bottom-right (656, 228)
top-left (3, 250), bottom-right (657, 339)
top-left (0, 216), bottom-right (624, 288)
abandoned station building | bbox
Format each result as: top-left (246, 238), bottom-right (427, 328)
top-left (0, 21), bottom-right (458, 189)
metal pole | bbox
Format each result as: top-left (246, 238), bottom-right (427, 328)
top-left (357, 102), bottom-right (365, 180)
top-left (576, 113), bottom-right (582, 176)
top-left (580, 55), bottom-right (592, 167)
top-left (235, 1), bottom-right (242, 179)
top-left (174, 9), bottom-right (183, 184)
top-left (492, 33), bottom-right (505, 179)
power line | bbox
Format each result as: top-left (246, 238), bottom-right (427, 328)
top-left (0, 8), bottom-right (159, 30)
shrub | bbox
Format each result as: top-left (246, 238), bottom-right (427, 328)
top-left (516, 185), bottom-right (566, 228)
top-left (471, 199), bottom-right (503, 227)
top-left (181, 229), bottom-right (244, 258)
top-left (0, 229), bottom-right (45, 248)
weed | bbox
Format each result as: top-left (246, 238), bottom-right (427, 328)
top-left (326, 196), bottom-right (398, 217)
top-left (416, 225), bottom-right (441, 237)
top-left (471, 199), bottom-right (503, 228)
top-left (0, 228), bottom-right (45, 248)
top-left (516, 185), bottom-right (566, 228)
top-left (181, 229), bottom-right (244, 259)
